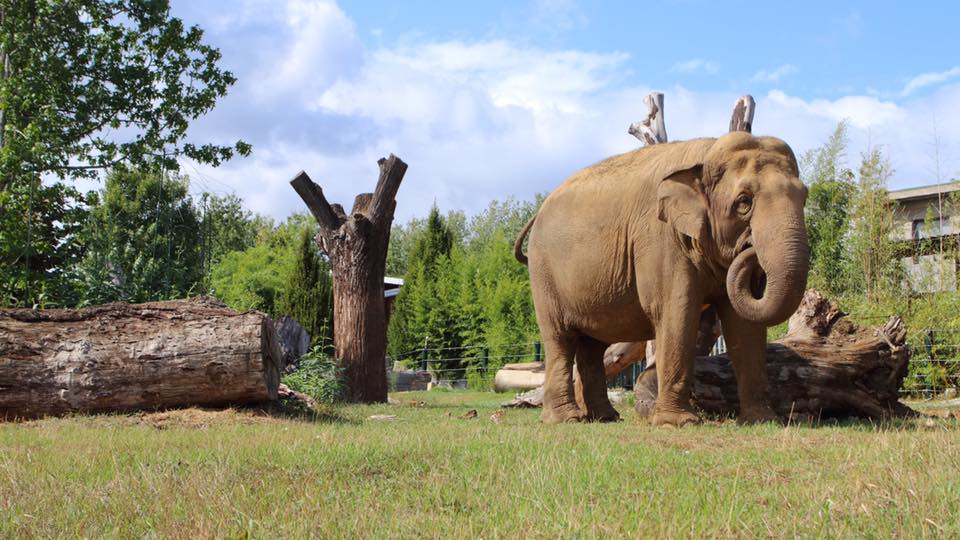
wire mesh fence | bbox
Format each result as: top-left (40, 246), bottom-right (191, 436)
top-left (901, 328), bottom-right (960, 398)
top-left (390, 329), bottom-right (960, 396)
top-left (390, 342), bottom-right (544, 387)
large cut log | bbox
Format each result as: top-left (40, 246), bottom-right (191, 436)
top-left (494, 362), bottom-right (545, 392)
top-left (635, 290), bottom-right (914, 420)
top-left (0, 297), bottom-right (283, 420)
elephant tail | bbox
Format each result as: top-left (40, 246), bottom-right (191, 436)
top-left (514, 215), bottom-right (537, 266)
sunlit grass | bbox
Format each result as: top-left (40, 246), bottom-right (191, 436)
top-left (1, 392), bottom-right (958, 537)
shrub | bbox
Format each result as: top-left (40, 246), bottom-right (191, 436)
top-left (282, 346), bottom-right (343, 403)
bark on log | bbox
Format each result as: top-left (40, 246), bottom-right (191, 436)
top-left (0, 297), bottom-right (282, 420)
top-left (628, 92), bottom-right (668, 145)
top-left (291, 155), bottom-right (407, 403)
top-left (728, 95), bottom-right (756, 133)
top-left (635, 290), bottom-right (914, 420)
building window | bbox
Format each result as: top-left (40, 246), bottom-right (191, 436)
top-left (913, 217), bottom-right (953, 240)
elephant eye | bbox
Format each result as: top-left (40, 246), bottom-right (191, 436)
top-left (735, 194), bottom-right (752, 215)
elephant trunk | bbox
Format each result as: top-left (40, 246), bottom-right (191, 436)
top-left (725, 218), bottom-right (809, 326)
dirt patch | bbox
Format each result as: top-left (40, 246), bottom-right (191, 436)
top-left (135, 408), bottom-right (270, 430)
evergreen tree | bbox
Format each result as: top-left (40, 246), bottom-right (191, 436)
top-left (386, 197), bottom-right (543, 383)
top-left (78, 166), bottom-right (203, 305)
top-left (801, 122), bottom-right (855, 296)
top-left (277, 229), bottom-right (334, 347)
top-left (388, 204), bottom-right (456, 360)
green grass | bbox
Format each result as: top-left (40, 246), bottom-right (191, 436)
top-left (1, 392), bottom-right (959, 538)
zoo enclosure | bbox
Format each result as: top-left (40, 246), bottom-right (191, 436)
top-left (390, 331), bottom-right (959, 396)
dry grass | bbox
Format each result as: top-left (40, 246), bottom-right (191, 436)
top-left (1, 392), bottom-right (958, 538)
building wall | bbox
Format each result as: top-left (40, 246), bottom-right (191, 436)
top-left (902, 254), bottom-right (957, 293)
top-left (891, 193), bottom-right (959, 293)
top-left (891, 198), bottom-right (955, 242)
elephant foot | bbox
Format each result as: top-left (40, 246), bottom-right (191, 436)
top-left (541, 404), bottom-right (586, 424)
top-left (651, 407), bottom-right (700, 427)
top-left (585, 405), bottom-right (621, 423)
top-left (737, 405), bottom-right (780, 425)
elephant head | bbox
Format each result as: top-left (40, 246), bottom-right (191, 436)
top-left (657, 132), bottom-right (810, 325)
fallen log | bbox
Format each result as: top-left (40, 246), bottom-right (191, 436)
top-left (494, 362), bottom-right (544, 392)
top-left (0, 297), bottom-right (283, 420)
top-left (635, 290), bottom-right (914, 420)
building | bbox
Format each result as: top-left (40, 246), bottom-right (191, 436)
top-left (889, 182), bottom-right (960, 293)
top-left (384, 276), bottom-right (403, 322)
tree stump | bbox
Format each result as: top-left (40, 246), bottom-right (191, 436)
top-left (628, 92), bottom-right (668, 145)
top-left (635, 290), bottom-right (915, 420)
top-left (728, 95), bottom-right (756, 134)
top-left (0, 297), bottom-right (282, 420)
top-left (291, 155), bottom-right (407, 403)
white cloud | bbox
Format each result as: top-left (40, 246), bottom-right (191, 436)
top-left (901, 66), bottom-right (960, 97)
top-left (670, 59), bottom-right (719, 75)
top-left (751, 64), bottom-right (798, 83)
top-left (250, 0), bottom-right (361, 103)
top-left (177, 1), bottom-right (960, 223)
top-left (311, 40), bottom-right (630, 138)
top-left (765, 90), bottom-right (904, 129)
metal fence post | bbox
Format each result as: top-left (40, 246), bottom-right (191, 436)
top-left (420, 348), bottom-right (428, 371)
top-left (482, 347), bottom-right (489, 376)
top-left (534, 342), bottom-right (542, 362)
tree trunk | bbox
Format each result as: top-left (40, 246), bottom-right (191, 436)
top-left (635, 290), bottom-right (915, 420)
top-left (0, 297), bottom-right (282, 420)
top-left (290, 155), bottom-right (407, 403)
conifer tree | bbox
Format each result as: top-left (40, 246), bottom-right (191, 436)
top-left (388, 204), bottom-right (455, 360)
top-left (277, 229), bottom-right (334, 347)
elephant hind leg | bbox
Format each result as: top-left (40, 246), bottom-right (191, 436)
top-left (574, 337), bottom-right (620, 422)
top-left (540, 333), bottom-right (586, 424)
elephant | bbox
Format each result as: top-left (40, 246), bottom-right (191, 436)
top-left (514, 132), bottom-right (810, 426)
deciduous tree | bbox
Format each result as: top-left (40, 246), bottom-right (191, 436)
top-left (0, 0), bottom-right (248, 306)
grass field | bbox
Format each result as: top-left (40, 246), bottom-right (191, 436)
top-left (2, 391), bottom-right (959, 538)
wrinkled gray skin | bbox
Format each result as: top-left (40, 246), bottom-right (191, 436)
top-left (515, 132), bottom-right (810, 426)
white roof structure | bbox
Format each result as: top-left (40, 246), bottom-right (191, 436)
top-left (384, 276), bottom-right (403, 299)
top-left (888, 182), bottom-right (960, 202)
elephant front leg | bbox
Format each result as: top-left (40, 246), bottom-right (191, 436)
top-left (652, 302), bottom-right (701, 427)
top-left (717, 300), bottom-right (779, 424)
top-left (541, 334), bottom-right (586, 424)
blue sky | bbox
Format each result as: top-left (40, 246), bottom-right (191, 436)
top-left (170, 0), bottom-right (960, 221)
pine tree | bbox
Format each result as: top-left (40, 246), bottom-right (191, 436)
top-left (277, 229), bottom-right (334, 347)
top-left (387, 204), bottom-right (455, 360)
top-left (78, 166), bottom-right (203, 305)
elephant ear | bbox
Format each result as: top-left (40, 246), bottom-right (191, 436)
top-left (656, 164), bottom-right (710, 245)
